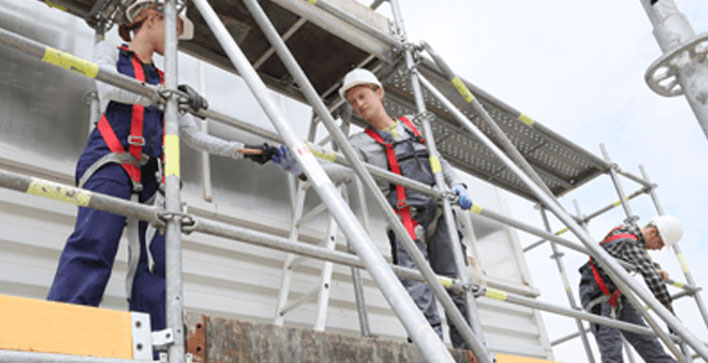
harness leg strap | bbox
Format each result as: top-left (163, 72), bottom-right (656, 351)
top-left (124, 193), bottom-right (141, 302)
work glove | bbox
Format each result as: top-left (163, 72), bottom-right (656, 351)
top-left (177, 84), bottom-right (209, 116)
top-left (244, 143), bottom-right (277, 165)
top-left (272, 145), bottom-right (303, 176)
top-left (452, 184), bottom-right (472, 210)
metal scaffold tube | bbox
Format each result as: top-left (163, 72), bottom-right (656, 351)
top-left (539, 207), bottom-right (595, 363)
top-left (243, 0), bottom-right (490, 359)
top-left (162, 1), bottom-right (185, 362)
top-left (415, 73), bottom-right (708, 359)
top-left (641, 164), bottom-right (708, 331)
top-left (639, 0), bottom-right (708, 142)
top-left (191, 0), bottom-right (455, 361)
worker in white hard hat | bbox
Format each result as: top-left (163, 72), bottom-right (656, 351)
top-left (274, 68), bottom-right (474, 349)
top-left (47, 0), bottom-right (274, 341)
top-left (578, 215), bottom-right (683, 362)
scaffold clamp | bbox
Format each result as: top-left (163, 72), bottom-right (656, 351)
top-left (152, 328), bottom-right (175, 350)
top-left (645, 32), bottom-right (708, 97)
top-left (156, 210), bottom-right (197, 234)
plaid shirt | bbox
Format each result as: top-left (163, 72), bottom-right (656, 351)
top-left (594, 224), bottom-right (673, 309)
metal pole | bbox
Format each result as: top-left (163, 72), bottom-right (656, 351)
top-left (88, 22), bottom-right (105, 134)
top-left (419, 41), bottom-right (554, 197)
top-left (162, 1), bottom-right (185, 362)
top-left (639, 0), bottom-right (708, 142)
top-left (598, 144), bottom-right (684, 359)
top-left (539, 207), bottom-right (595, 363)
top-left (197, 61), bottom-right (213, 202)
top-left (416, 73), bottom-right (708, 359)
top-left (640, 164), bottom-right (708, 331)
top-left (242, 0), bottom-right (489, 359)
top-left (191, 1), bottom-right (454, 361)
top-left (389, 0), bottom-right (489, 356)
top-left (304, 0), bottom-right (400, 47)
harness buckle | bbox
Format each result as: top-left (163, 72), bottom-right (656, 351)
top-left (128, 135), bottom-right (146, 146)
top-left (396, 200), bottom-right (408, 210)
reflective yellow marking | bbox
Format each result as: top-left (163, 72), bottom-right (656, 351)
top-left (41, 47), bottom-right (98, 78)
top-left (429, 156), bottom-right (441, 174)
top-left (561, 273), bottom-right (571, 291)
top-left (27, 179), bottom-right (91, 207)
top-left (44, 0), bottom-right (67, 11)
top-left (307, 143), bottom-right (336, 162)
top-left (470, 203), bottom-right (483, 214)
top-left (439, 277), bottom-right (453, 288)
top-left (518, 113), bottom-right (535, 126)
top-left (484, 288), bottom-right (508, 301)
top-left (164, 134), bottom-right (180, 178)
top-left (613, 200), bottom-right (621, 207)
top-left (308, 0), bottom-right (317, 4)
top-left (0, 294), bottom-right (133, 359)
top-left (677, 254), bottom-right (689, 273)
top-left (451, 77), bottom-right (474, 103)
top-left (673, 281), bottom-right (685, 289)
top-left (555, 227), bottom-right (568, 235)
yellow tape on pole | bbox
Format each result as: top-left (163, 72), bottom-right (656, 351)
top-left (451, 77), bottom-right (474, 103)
top-left (555, 227), bottom-right (568, 235)
top-left (44, 0), bottom-right (67, 11)
top-left (429, 156), bottom-right (442, 174)
top-left (308, 0), bottom-right (317, 4)
top-left (27, 178), bottom-right (91, 207)
top-left (307, 143), bottom-right (336, 162)
top-left (677, 254), bottom-right (689, 273)
top-left (484, 288), bottom-right (508, 301)
top-left (470, 203), bottom-right (483, 214)
top-left (673, 281), bottom-right (685, 289)
top-left (164, 134), bottom-right (180, 178)
top-left (41, 47), bottom-right (98, 78)
top-left (518, 113), bottom-right (535, 126)
top-left (439, 277), bottom-right (453, 288)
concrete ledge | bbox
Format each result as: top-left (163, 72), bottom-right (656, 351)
top-left (185, 313), bottom-right (475, 363)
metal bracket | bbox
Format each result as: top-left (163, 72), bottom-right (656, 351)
top-left (645, 32), bottom-right (708, 97)
top-left (156, 210), bottom-right (198, 234)
top-left (131, 312), bottom-right (153, 361)
top-left (152, 328), bottom-right (176, 351)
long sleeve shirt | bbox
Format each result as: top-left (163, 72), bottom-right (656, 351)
top-left (597, 224), bottom-right (673, 310)
top-left (322, 117), bottom-right (464, 195)
top-left (93, 40), bottom-right (244, 159)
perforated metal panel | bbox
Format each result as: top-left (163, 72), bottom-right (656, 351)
top-left (52, 0), bottom-right (608, 201)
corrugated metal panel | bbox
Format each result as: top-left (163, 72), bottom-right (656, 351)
top-left (0, 0), bottom-right (553, 359)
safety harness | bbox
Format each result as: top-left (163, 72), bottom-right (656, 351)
top-left (364, 116), bottom-right (426, 241)
top-left (589, 226), bottom-right (638, 307)
top-left (81, 45), bottom-right (165, 302)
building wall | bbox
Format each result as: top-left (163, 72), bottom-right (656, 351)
top-left (0, 0), bottom-right (552, 359)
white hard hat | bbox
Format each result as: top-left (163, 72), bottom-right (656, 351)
top-left (125, 0), bottom-right (194, 40)
top-left (339, 68), bottom-right (383, 100)
top-left (651, 215), bottom-right (683, 247)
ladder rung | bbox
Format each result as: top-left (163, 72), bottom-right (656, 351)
top-left (296, 202), bottom-right (328, 228)
top-left (279, 285), bottom-right (322, 317)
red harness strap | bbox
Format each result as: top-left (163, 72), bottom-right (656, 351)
top-left (364, 116), bottom-right (424, 241)
top-left (589, 226), bottom-right (638, 307)
top-left (97, 47), bottom-right (147, 186)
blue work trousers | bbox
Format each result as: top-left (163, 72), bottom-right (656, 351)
top-left (389, 208), bottom-right (469, 349)
top-left (47, 163), bottom-right (166, 332)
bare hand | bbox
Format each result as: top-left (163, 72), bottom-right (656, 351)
top-left (658, 270), bottom-right (669, 281)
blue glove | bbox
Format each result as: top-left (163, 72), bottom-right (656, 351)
top-left (272, 145), bottom-right (303, 176)
top-left (453, 184), bottom-right (472, 210)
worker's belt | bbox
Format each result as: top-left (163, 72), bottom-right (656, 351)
top-left (364, 116), bottom-right (425, 241)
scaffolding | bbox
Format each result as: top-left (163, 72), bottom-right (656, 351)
top-left (0, 0), bottom-right (707, 362)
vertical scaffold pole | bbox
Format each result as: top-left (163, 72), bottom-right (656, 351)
top-left (163, 1), bottom-right (185, 362)
top-left (539, 207), bottom-right (595, 363)
top-left (639, 0), bottom-right (708, 142)
top-left (599, 144), bottom-right (685, 359)
top-left (415, 73), bottom-right (708, 359)
top-left (238, 0), bottom-right (490, 359)
top-left (388, 0), bottom-right (488, 352)
top-left (640, 164), bottom-right (708, 331)
top-left (191, 1), bottom-right (455, 361)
